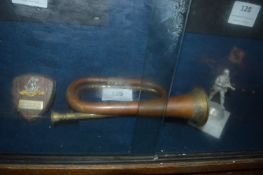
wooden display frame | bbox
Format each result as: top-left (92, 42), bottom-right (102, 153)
top-left (1, 152), bottom-right (263, 174)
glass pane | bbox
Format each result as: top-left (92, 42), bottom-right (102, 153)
top-left (0, 0), bottom-right (145, 155)
top-left (132, 0), bottom-right (190, 154)
top-left (159, 0), bottom-right (263, 155)
top-left (0, 0), bottom-right (190, 156)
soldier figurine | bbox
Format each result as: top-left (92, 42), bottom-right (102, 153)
top-left (209, 69), bottom-right (235, 109)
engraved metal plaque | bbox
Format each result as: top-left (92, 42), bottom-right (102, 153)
top-left (12, 74), bottom-right (55, 121)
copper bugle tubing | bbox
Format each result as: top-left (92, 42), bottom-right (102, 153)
top-left (52, 77), bottom-right (209, 126)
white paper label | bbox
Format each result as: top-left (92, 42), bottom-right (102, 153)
top-left (12, 0), bottom-right (48, 8)
top-left (18, 99), bottom-right (44, 110)
top-left (102, 88), bottom-right (133, 101)
top-left (228, 1), bottom-right (261, 27)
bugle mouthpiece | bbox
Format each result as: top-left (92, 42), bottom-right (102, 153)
top-left (51, 111), bottom-right (63, 123)
top-left (51, 111), bottom-right (111, 124)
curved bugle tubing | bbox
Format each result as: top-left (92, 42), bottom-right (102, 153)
top-left (52, 77), bottom-right (209, 126)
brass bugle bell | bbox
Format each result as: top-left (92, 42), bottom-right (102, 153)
top-left (51, 77), bottom-right (209, 126)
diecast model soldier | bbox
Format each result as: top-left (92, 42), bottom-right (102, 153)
top-left (209, 69), bottom-right (235, 109)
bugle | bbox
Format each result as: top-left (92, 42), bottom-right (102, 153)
top-left (51, 77), bottom-right (209, 126)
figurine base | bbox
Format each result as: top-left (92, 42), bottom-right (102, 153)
top-left (190, 101), bottom-right (230, 139)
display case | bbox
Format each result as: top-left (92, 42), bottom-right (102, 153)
top-left (0, 0), bottom-right (263, 174)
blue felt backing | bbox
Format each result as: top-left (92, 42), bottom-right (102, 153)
top-left (0, 0), bottom-right (263, 156)
top-left (0, 0), bottom-right (149, 155)
top-left (0, 0), bottom-right (188, 155)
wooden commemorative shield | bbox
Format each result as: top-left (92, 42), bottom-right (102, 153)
top-left (12, 74), bottom-right (56, 121)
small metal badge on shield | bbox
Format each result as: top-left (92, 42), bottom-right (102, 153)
top-left (12, 74), bottom-right (55, 121)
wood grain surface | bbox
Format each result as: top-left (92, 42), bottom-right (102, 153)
top-left (0, 152), bottom-right (262, 174)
